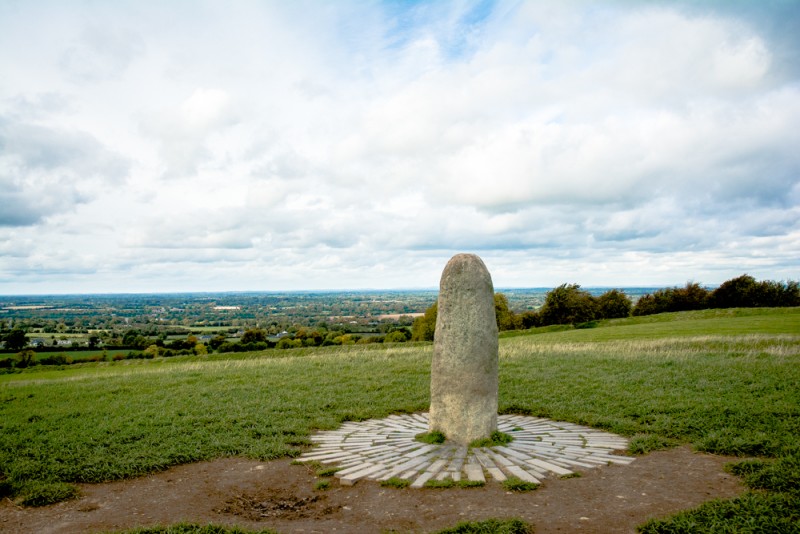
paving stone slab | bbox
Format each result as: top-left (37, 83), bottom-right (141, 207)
top-left (298, 413), bottom-right (633, 487)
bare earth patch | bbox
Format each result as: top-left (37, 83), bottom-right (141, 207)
top-left (0, 446), bottom-right (744, 534)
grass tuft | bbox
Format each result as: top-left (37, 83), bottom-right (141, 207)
top-left (502, 477), bottom-right (539, 492)
top-left (315, 466), bottom-right (340, 477)
top-left (415, 430), bottom-right (447, 444)
top-left (380, 477), bottom-right (411, 489)
top-left (458, 479), bottom-right (485, 488)
top-left (313, 479), bottom-right (331, 491)
top-left (628, 434), bottom-right (677, 455)
top-left (423, 478), bottom-right (485, 489)
top-left (16, 481), bottom-right (79, 507)
top-left (424, 478), bottom-right (455, 489)
top-left (469, 431), bottom-right (513, 448)
top-left (433, 518), bottom-right (534, 533)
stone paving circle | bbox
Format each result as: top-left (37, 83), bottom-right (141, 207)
top-left (297, 413), bottom-right (634, 488)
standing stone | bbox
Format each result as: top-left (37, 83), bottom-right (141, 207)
top-left (429, 253), bottom-right (498, 445)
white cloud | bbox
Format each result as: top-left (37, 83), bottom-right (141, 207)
top-left (0, 1), bottom-right (797, 293)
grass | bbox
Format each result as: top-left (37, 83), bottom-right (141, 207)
top-left (433, 518), bottom-right (533, 533)
top-left (469, 430), bottom-right (513, 448)
top-left (423, 478), bottom-right (485, 489)
top-left (502, 476), bottom-right (539, 492)
top-left (638, 492), bottom-right (800, 533)
top-left (0, 307), bottom-right (798, 531)
top-left (380, 476), bottom-right (411, 488)
top-left (313, 479), bottom-right (331, 491)
top-left (416, 430), bottom-right (447, 444)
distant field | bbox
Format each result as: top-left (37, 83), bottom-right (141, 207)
top-left (1, 307), bottom-right (798, 529)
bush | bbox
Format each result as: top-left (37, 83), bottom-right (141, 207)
top-left (596, 289), bottom-right (632, 319)
top-left (384, 330), bottom-right (409, 343)
top-left (495, 293), bottom-right (521, 331)
top-left (411, 302), bottom-right (437, 341)
top-left (709, 275), bottom-right (800, 309)
top-left (39, 354), bottom-right (72, 365)
top-left (539, 284), bottom-right (598, 326)
top-left (15, 349), bottom-right (36, 368)
top-left (633, 282), bottom-right (709, 316)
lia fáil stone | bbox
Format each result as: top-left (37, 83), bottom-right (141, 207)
top-left (429, 253), bottom-right (499, 445)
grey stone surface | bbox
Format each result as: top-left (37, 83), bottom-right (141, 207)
top-left (429, 253), bottom-right (499, 445)
top-left (298, 413), bottom-right (633, 487)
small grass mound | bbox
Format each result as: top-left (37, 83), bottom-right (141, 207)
top-left (313, 479), bottom-right (331, 491)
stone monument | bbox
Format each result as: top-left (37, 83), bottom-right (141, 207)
top-left (429, 253), bottom-right (499, 445)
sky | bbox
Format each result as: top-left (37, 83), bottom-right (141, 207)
top-left (1, 0), bottom-right (798, 294)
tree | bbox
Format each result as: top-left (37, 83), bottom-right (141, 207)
top-left (411, 302), bottom-right (437, 342)
top-left (596, 289), bottom-right (632, 319)
top-left (633, 282), bottom-right (709, 316)
top-left (16, 349), bottom-right (36, 368)
top-left (539, 284), bottom-right (598, 326)
top-left (709, 275), bottom-right (800, 308)
top-left (494, 293), bottom-right (521, 331)
top-left (384, 330), bottom-right (408, 343)
top-left (240, 328), bottom-right (267, 344)
top-left (3, 329), bottom-right (28, 351)
top-left (208, 334), bottom-right (227, 350)
top-left (520, 311), bottom-right (540, 329)
top-left (709, 274), bottom-right (757, 308)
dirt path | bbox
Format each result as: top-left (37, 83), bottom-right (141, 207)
top-left (0, 446), bottom-right (744, 534)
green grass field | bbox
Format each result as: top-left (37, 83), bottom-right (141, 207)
top-left (1, 308), bottom-right (798, 532)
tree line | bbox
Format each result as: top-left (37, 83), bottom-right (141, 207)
top-left (410, 274), bottom-right (799, 341)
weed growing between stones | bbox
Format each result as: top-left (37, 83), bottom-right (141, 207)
top-left (380, 477), bottom-right (411, 489)
top-left (315, 466), bottom-right (340, 477)
top-left (502, 477), bottom-right (540, 492)
top-left (424, 479), bottom-right (486, 489)
top-left (415, 430), bottom-right (446, 444)
top-left (469, 431), bottom-right (513, 448)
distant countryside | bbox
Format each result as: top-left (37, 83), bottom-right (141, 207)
top-left (1, 274), bottom-right (797, 369)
